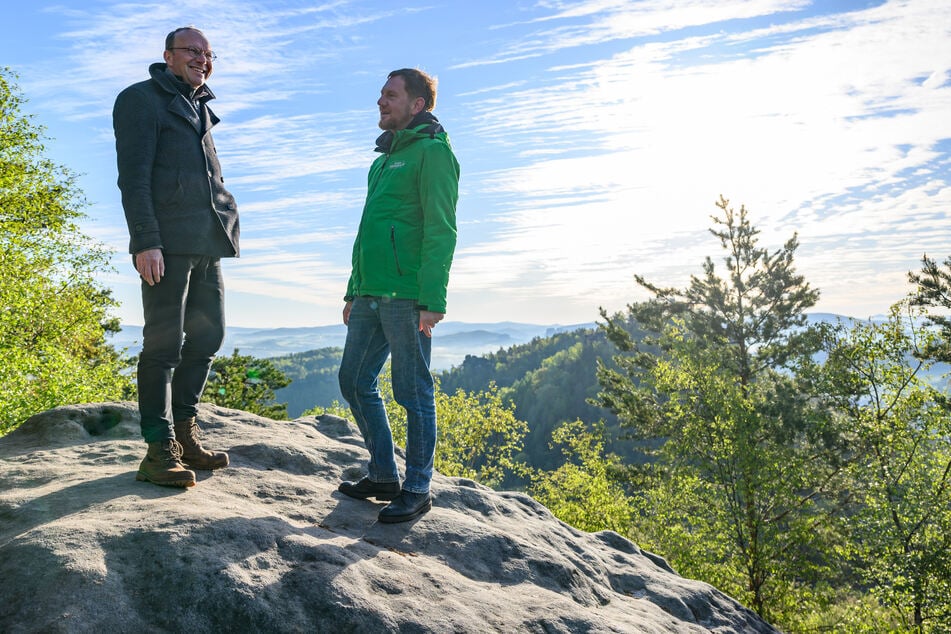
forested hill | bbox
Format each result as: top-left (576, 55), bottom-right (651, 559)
top-left (437, 327), bottom-right (629, 470)
top-left (268, 314), bottom-right (943, 474)
top-left (269, 348), bottom-right (345, 419)
top-left (268, 322), bottom-right (641, 471)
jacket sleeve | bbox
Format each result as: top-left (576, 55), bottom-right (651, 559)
top-left (113, 86), bottom-right (163, 254)
top-left (344, 236), bottom-right (359, 301)
top-left (416, 139), bottom-right (460, 313)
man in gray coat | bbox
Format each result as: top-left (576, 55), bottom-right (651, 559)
top-left (113, 26), bottom-right (239, 487)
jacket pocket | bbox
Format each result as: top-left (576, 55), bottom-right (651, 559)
top-left (153, 170), bottom-right (187, 212)
top-left (390, 225), bottom-right (404, 276)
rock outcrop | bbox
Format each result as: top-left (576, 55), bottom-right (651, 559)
top-left (0, 403), bottom-right (777, 633)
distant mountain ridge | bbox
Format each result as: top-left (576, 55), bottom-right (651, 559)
top-left (109, 321), bottom-right (598, 370)
top-left (109, 314), bottom-right (886, 362)
top-left (108, 313), bottom-right (890, 374)
top-left (109, 313), bottom-right (946, 427)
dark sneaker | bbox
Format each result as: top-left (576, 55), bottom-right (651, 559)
top-left (378, 490), bottom-right (432, 524)
top-left (338, 476), bottom-right (401, 501)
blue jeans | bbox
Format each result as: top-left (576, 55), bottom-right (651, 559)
top-left (137, 255), bottom-right (225, 443)
top-left (338, 297), bottom-right (436, 494)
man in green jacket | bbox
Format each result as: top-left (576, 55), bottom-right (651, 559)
top-left (337, 68), bottom-right (460, 523)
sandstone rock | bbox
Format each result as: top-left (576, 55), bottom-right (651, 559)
top-left (0, 402), bottom-right (778, 633)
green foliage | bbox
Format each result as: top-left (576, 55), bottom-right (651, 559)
top-left (630, 466), bottom-right (748, 596)
top-left (821, 303), bottom-right (951, 631)
top-left (528, 420), bottom-right (635, 534)
top-left (309, 365), bottom-right (530, 488)
top-left (268, 347), bottom-right (343, 417)
top-left (305, 399), bottom-right (350, 421)
top-left (434, 383), bottom-right (531, 487)
top-left (201, 349), bottom-right (291, 419)
top-left (0, 68), bottom-right (133, 434)
top-left (287, 329), bottom-right (629, 474)
top-left (909, 254), bottom-right (951, 363)
top-left (600, 196), bottom-right (821, 387)
top-left (438, 330), bottom-right (595, 390)
top-left (596, 197), bottom-right (847, 624)
top-left (439, 328), bottom-right (623, 470)
top-left (787, 591), bottom-right (902, 633)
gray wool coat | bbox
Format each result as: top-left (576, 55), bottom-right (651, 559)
top-left (113, 63), bottom-right (239, 257)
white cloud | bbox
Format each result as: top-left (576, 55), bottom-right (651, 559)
top-left (449, 0), bottom-right (951, 321)
top-left (7, 0), bottom-right (950, 327)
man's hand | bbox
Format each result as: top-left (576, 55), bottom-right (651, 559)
top-left (135, 248), bottom-right (165, 286)
top-left (419, 310), bottom-right (444, 338)
top-left (342, 301), bottom-right (353, 326)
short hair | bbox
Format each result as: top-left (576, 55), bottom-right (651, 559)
top-left (388, 68), bottom-right (437, 111)
top-left (165, 26), bottom-right (206, 51)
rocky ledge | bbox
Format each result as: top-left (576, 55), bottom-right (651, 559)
top-left (0, 403), bottom-right (777, 633)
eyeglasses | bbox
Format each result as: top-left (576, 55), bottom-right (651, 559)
top-left (168, 47), bottom-right (217, 61)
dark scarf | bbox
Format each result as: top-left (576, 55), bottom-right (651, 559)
top-left (164, 69), bottom-right (213, 132)
top-left (374, 111), bottom-right (444, 154)
top-left (165, 69), bottom-right (211, 108)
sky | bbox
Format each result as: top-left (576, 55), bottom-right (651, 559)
top-left (2, 0), bottom-right (950, 329)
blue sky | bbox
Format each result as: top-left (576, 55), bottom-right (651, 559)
top-left (3, 0), bottom-right (950, 328)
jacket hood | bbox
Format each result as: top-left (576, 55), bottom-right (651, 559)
top-left (374, 111), bottom-right (445, 154)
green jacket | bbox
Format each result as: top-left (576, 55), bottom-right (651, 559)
top-left (345, 113), bottom-right (460, 313)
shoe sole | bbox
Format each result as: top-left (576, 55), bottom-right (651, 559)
top-left (339, 489), bottom-right (400, 501)
top-left (183, 461), bottom-right (229, 471)
top-left (136, 472), bottom-right (196, 487)
top-left (378, 499), bottom-right (433, 524)
top-left (338, 484), bottom-right (400, 501)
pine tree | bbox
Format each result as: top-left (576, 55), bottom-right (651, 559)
top-left (596, 196), bottom-right (847, 624)
top-left (201, 349), bottom-right (291, 419)
top-left (909, 254), bottom-right (951, 363)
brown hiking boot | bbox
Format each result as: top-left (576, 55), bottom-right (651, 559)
top-left (136, 440), bottom-right (196, 487)
top-left (174, 417), bottom-right (229, 471)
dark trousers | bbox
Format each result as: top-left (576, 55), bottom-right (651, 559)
top-left (137, 255), bottom-right (225, 443)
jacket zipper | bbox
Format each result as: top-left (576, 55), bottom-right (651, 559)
top-left (390, 225), bottom-right (404, 275)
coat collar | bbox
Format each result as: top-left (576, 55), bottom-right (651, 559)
top-left (148, 62), bottom-right (218, 134)
top-left (374, 111), bottom-right (445, 154)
